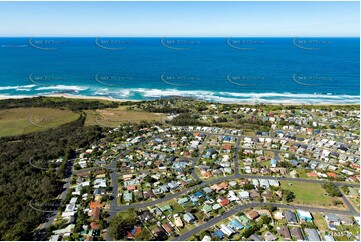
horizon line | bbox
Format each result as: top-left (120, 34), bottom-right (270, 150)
top-left (1, 36), bottom-right (360, 38)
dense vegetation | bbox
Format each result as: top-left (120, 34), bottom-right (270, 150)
top-left (0, 96), bottom-right (128, 111)
top-left (322, 183), bottom-right (342, 197)
top-left (0, 98), bottom-right (108, 240)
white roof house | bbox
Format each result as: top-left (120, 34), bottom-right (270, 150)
top-left (238, 191), bottom-right (249, 199)
top-left (220, 224), bottom-right (235, 237)
top-left (269, 180), bottom-right (280, 187)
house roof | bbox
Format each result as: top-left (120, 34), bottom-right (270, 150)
top-left (277, 226), bottom-right (291, 239)
top-left (218, 198), bottom-right (230, 207)
top-left (127, 226), bottom-right (142, 238)
top-left (245, 210), bottom-right (259, 220)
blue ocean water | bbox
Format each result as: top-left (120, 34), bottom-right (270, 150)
top-left (0, 37), bottom-right (359, 104)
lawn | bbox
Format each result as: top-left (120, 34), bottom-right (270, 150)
top-left (280, 181), bottom-right (345, 208)
top-left (84, 106), bottom-right (165, 127)
top-left (0, 107), bottom-right (80, 137)
top-left (312, 213), bottom-right (328, 232)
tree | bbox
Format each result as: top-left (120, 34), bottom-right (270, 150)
top-left (108, 209), bottom-right (137, 240)
top-left (283, 189), bottom-right (295, 202)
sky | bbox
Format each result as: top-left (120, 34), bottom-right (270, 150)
top-left (0, 1), bottom-right (359, 37)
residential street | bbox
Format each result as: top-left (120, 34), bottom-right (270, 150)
top-left (173, 201), bottom-right (359, 241)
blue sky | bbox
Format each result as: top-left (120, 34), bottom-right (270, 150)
top-left (0, 1), bottom-right (359, 37)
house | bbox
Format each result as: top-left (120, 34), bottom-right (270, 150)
top-left (211, 230), bottom-right (224, 239)
top-left (183, 213), bottom-right (195, 223)
top-left (325, 214), bottom-right (341, 226)
top-left (244, 210), bottom-right (259, 220)
top-left (160, 204), bottom-right (172, 212)
top-left (174, 215), bottom-right (184, 227)
top-left (235, 214), bottom-right (247, 223)
top-left (264, 231), bottom-right (277, 241)
top-left (202, 235), bottom-right (211, 241)
top-left (49, 235), bottom-right (60, 241)
top-left (257, 209), bottom-right (272, 217)
top-left (127, 227), bottom-right (142, 239)
top-left (89, 207), bottom-right (100, 221)
top-left (228, 191), bottom-right (239, 201)
top-left (143, 190), bottom-right (155, 199)
top-left (138, 210), bottom-right (151, 221)
top-left (249, 189), bottom-right (260, 199)
top-left (290, 227), bottom-right (303, 240)
top-left (270, 159), bottom-right (277, 168)
top-left (339, 215), bottom-right (353, 225)
top-left (177, 197), bottom-right (189, 205)
top-left (151, 226), bottom-right (165, 239)
top-left (220, 224), bottom-right (235, 237)
top-left (273, 211), bottom-right (284, 220)
top-left (277, 226), bottom-right (291, 240)
top-left (304, 228), bottom-right (321, 241)
top-left (228, 219), bottom-right (244, 230)
top-left (297, 210), bottom-right (313, 221)
top-left (290, 170), bottom-right (298, 178)
top-left (238, 191), bottom-right (249, 199)
top-left (202, 204), bottom-right (213, 213)
top-left (285, 210), bottom-right (297, 224)
top-left (52, 224), bottom-right (75, 236)
top-left (262, 190), bottom-right (273, 200)
top-left (324, 235), bottom-right (335, 241)
top-left (212, 204), bottom-right (222, 210)
top-left (250, 234), bottom-right (263, 241)
top-left (203, 187), bottom-right (213, 194)
top-left (269, 180), bottom-right (280, 187)
top-left (218, 197), bottom-right (230, 207)
top-left (259, 179), bottom-right (270, 188)
top-left (306, 171), bottom-right (318, 177)
top-left (162, 222), bottom-right (174, 234)
top-left (123, 191), bottom-right (133, 202)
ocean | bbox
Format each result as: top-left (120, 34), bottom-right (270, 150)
top-left (0, 37), bottom-right (359, 104)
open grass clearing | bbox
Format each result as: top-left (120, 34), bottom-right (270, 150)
top-left (280, 181), bottom-right (346, 209)
top-left (84, 106), bottom-right (165, 127)
top-left (0, 107), bottom-right (80, 137)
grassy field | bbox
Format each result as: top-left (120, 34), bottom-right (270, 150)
top-left (84, 106), bottom-right (165, 127)
top-left (312, 213), bottom-right (328, 232)
top-left (0, 107), bottom-right (80, 137)
top-left (280, 181), bottom-right (345, 208)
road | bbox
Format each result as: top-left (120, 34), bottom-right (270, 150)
top-left (112, 171), bottom-right (358, 213)
top-left (33, 159), bottom-right (75, 240)
top-left (173, 201), bottom-right (359, 241)
top-left (233, 136), bottom-right (241, 175)
top-left (191, 134), bottom-right (210, 182)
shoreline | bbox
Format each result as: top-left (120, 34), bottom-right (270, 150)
top-left (0, 94), bottom-right (359, 106)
